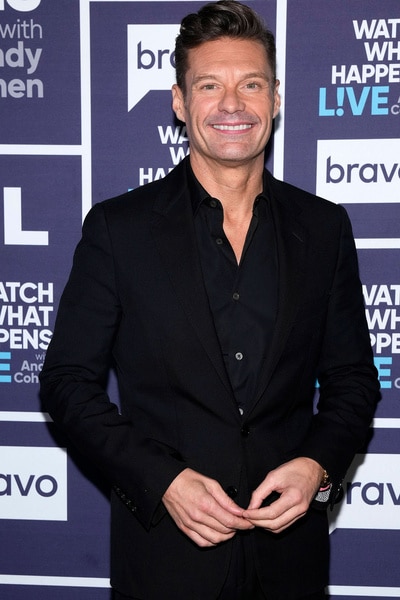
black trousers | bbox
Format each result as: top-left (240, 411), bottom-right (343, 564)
top-left (113, 588), bottom-right (327, 600)
top-left (216, 534), bottom-right (327, 600)
top-left (113, 530), bottom-right (327, 600)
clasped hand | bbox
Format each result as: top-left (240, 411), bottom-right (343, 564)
top-left (162, 458), bottom-right (323, 547)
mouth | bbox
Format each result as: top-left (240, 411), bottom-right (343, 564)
top-left (212, 124), bottom-right (253, 131)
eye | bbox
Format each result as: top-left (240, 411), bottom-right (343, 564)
top-left (244, 81), bottom-right (261, 90)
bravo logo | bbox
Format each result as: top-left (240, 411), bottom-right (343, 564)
top-left (316, 138), bottom-right (400, 204)
top-left (0, 446), bottom-right (67, 520)
top-left (329, 453), bottom-right (400, 533)
top-left (127, 24), bottom-right (179, 111)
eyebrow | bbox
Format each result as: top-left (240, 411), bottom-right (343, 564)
top-left (191, 71), bottom-right (271, 86)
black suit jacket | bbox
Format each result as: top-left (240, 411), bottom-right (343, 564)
top-left (40, 157), bottom-right (379, 599)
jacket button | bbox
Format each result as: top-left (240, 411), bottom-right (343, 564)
top-left (226, 486), bottom-right (238, 499)
top-left (241, 424), bottom-right (250, 437)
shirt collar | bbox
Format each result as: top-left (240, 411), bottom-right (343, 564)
top-left (185, 159), bottom-right (269, 216)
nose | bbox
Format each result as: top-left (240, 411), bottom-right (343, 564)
top-left (218, 86), bottom-right (245, 113)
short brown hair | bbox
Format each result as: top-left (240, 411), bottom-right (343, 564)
top-left (175, 0), bottom-right (276, 95)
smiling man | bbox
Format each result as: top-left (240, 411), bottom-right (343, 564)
top-left (173, 37), bottom-right (280, 168)
top-left (40, 2), bottom-right (380, 599)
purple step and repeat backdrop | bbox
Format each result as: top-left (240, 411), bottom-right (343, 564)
top-left (0, 1), bottom-right (399, 598)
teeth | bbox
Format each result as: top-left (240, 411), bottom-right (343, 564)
top-left (213, 124), bottom-right (252, 131)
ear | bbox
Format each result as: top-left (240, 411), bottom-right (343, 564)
top-left (273, 79), bottom-right (281, 119)
top-left (172, 84), bottom-right (186, 123)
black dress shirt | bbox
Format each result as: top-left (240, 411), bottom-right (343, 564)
top-left (188, 163), bottom-right (278, 415)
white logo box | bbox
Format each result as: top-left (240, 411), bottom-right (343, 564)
top-left (329, 453), bottom-right (400, 533)
top-left (127, 24), bottom-right (180, 111)
top-left (0, 446), bottom-right (67, 520)
top-left (316, 138), bottom-right (400, 204)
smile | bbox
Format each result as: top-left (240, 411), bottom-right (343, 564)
top-left (212, 124), bottom-right (253, 131)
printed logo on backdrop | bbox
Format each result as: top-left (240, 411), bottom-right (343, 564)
top-left (127, 24), bottom-right (190, 185)
top-left (316, 138), bottom-right (400, 204)
top-left (0, 0), bottom-right (44, 100)
top-left (329, 453), bottom-right (400, 533)
top-left (364, 283), bottom-right (400, 393)
top-left (0, 446), bottom-right (67, 520)
top-left (0, 0), bottom-right (41, 12)
top-left (139, 124), bottom-right (189, 186)
top-left (3, 186), bottom-right (48, 246)
top-left (0, 281), bottom-right (54, 384)
top-left (127, 24), bottom-right (180, 111)
top-left (319, 17), bottom-right (400, 118)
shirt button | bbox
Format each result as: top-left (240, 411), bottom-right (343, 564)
top-left (238, 407), bottom-right (244, 416)
top-left (241, 424), bottom-right (250, 437)
top-left (232, 292), bottom-right (240, 301)
top-left (216, 238), bottom-right (223, 245)
top-left (235, 352), bottom-right (243, 361)
top-left (210, 199), bottom-right (217, 208)
top-left (226, 486), bottom-right (238, 499)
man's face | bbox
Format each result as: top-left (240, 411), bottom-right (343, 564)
top-left (172, 37), bottom-right (280, 169)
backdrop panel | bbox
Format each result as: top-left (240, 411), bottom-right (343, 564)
top-left (1, 1), bottom-right (398, 598)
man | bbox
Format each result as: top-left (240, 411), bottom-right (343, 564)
top-left (40, 1), bottom-right (380, 599)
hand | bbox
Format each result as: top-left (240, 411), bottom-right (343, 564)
top-left (162, 468), bottom-right (254, 547)
top-left (242, 457), bottom-right (323, 534)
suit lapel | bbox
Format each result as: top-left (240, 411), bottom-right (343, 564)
top-left (251, 177), bottom-right (307, 411)
top-left (151, 164), bottom-right (234, 398)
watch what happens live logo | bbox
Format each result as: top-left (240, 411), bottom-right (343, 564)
top-left (0, 281), bottom-right (53, 386)
top-left (0, 0), bottom-right (44, 100)
top-left (319, 18), bottom-right (400, 117)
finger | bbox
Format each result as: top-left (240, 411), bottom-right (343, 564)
top-left (247, 479), bottom-right (278, 510)
top-left (245, 492), bottom-right (291, 519)
top-left (253, 508), bottom-right (307, 533)
top-left (200, 483), bottom-right (254, 531)
top-left (189, 496), bottom-right (253, 533)
top-left (169, 485), bottom-right (247, 535)
top-left (245, 502), bottom-right (308, 533)
top-left (210, 487), bottom-right (246, 517)
top-left (183, 521), bottom-right (238, 547)
top-left (248, 489), bottom-right (282, 511)
top-left (183, 529), bottom-right (217, 548)
top-left (203, 496), bottom-right (254, 531)
top-left (177, 497), bottom-right (242, 544)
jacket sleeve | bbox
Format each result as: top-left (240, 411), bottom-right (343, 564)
top-left (297, 205), bottom-right (380, 504)
top-left (39, 202), bottom-right (186, 529)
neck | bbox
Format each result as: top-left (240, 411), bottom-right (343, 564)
top-left (190, 154), bottom-right (264, 217)
top-left (190, 154), bottom-right (265, 264)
